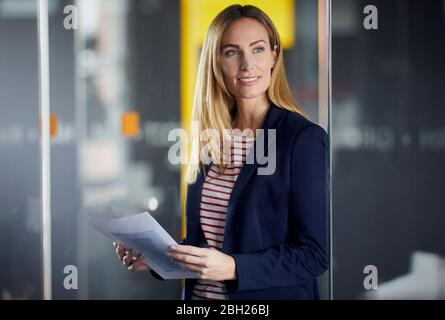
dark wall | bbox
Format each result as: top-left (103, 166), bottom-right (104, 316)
top-left (332, 0), bottom-right (445, 299)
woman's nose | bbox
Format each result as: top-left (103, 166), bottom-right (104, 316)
top-left (240, 53), bottom-right (254, 71)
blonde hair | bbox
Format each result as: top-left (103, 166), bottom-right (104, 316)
top-left (186, 4), bottom-right (306, 184)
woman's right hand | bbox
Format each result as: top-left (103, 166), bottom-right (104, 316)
top-left (113, 242), bottom-right (150, 272)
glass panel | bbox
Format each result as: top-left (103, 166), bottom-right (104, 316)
top-left (0, 0), bottom-right (331, 300)
top-left (0, 0), bottom-right (42, 299)
top-left (46, 0), bottom-right (331, 300)
top-left (6, 0), bottom-right (332, 300)
top-left (332, 0), bottom-right (445, 299)
top-left (49, 0), bottom-right (181, 299)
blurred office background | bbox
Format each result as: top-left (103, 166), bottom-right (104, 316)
top-left (0, 0), bottom-right (444, 300)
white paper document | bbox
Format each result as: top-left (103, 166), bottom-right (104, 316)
top-left (90, 211), bottom-right (199, 279)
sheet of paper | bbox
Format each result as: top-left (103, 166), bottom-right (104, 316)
top-left (90, 211), bottom-right (199, 279)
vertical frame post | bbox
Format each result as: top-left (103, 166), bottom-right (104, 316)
top-left (318, 0), bottom-right (332, 300)
top-left (37, 0), bottom-right (52, 300)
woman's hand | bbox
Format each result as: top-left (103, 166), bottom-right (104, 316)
top-left (113, 242), bottom-right (150, 272)
top-left (166, 245), bottom-right (236, 281)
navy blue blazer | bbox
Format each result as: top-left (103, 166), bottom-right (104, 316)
top-left (182, 103), bottom-right (329, 300)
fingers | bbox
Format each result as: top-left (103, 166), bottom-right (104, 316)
top-left (128, 255), bottom-right (149, 272)
top-left (113, 242), bottom-right (148, 272)
top-left (175, 261), bottom-right (202, 273)
top-left (166, 251), bottom-right (206, 267)
top-left (122, 251), bottom-right (139, 267)
top-left (114, 242), bottom-right (134, 264)
top-left (114, 243), bottom-right (126, 260)
top-left (168, 245), bottom-right (207, 257)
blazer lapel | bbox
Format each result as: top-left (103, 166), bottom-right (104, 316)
top-left (222, 104), bottom-right (286, 249)
top-left (186, 163), bottom-right (210, 244)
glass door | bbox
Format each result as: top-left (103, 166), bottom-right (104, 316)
top-left (0, 0), bottom-right (332, 300)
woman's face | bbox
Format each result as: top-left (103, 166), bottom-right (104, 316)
top-left (220, 18), bottom-right (277, 101)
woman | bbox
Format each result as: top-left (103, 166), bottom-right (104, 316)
top-left (114, 4), bottom-right (328, 300)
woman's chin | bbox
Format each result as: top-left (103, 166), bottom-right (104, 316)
top-left (234, 90), bottom-right (267, 100)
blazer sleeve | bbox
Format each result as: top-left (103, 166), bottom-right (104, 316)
top-left (226, 125), bottom-right (329, 292)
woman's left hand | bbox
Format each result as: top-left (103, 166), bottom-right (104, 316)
top-left (166, 245), bottom-right (236, 281)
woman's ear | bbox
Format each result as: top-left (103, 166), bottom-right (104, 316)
top-left (271, 44), bottom-right (278, 68)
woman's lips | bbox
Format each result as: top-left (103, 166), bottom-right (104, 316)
top-left (237, 76), bottom-right (261, 86)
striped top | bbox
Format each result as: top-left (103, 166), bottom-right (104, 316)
top-left (191, 132), bottom-right (255, 300)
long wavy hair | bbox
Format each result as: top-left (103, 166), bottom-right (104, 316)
top-left (186, 4), bottom-right (306, 184)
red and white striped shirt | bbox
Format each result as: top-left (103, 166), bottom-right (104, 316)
top-left (191, 132), bottom-right (255, 300)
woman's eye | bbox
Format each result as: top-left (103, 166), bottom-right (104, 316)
top-left (253, 47), bottom-right (265, 53)
top-left (225, 50), bottom-right (238, 57)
